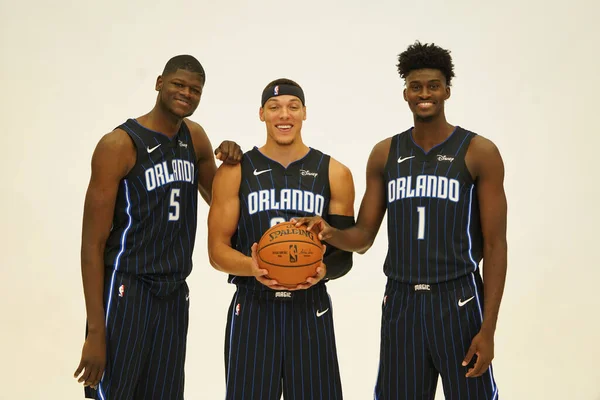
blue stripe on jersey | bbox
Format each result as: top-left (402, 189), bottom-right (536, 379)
top-left (104, 180), bottom-right (133, 328)
top-left (384, 127), bottom-right (481, 284)
top-left (225, 291), bottom-right (239, 398)
top-left (466, 184), bottom-right (478, 271)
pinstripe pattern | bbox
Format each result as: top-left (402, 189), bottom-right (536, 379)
top-left (86, 119), bottom-right (198, 399)
top-left (85, 271), bottom-right (190, 399)
top-left (105, 119), bottom-right (198, 297)
top-left (383, 127), bottom-right (483, 284)
top-left (228, 147), bottom-right (330, 288)
top-left (225, 285), bottom-right (342, 400)
top-left (375, 127), bottom-right (498, 399)
top-left (375, 274), bottom-right (498, 399)
top-left (224, 147), bottom-right (342, 399)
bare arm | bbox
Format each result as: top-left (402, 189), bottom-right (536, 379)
top-left (325, 139), bottom-right (390, 253)
top-left (328, 158), bottom-right (355, 216)
top-left (207, 164), bottom-right (276, 281)
top-left (322, 158), bottom-right (355, 279)
top-left (74, 129), bottom-right (135, 386)
top-left (468, 136), bottom-right (508, 334)
top-left (187, 120), bottom-right (244, 205)
top-left (462, 135), bottom-right (508, 377)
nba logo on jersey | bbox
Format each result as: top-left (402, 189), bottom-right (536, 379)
top-left (274, 85), bottom-right (279, 95)
top-left (118, 284), bottom-right (125, 297)
top-left (235, 303), bottom-right (241, 316)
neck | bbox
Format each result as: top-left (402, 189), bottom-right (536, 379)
top-left (411, 113), bottom-right (455, 152)
top-left (260, 137), bottom-right (310, 167)
top-left (137, 105), bottom-right (183, 138)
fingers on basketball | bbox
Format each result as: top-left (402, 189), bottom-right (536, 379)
top-left (256, 222), bottom-right (323, 288)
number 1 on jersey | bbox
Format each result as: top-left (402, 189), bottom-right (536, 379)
top-left (417, 206), bottom-right (425, 240)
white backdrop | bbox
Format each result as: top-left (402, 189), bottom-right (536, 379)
top-left (2, 0), bottom-right (599, 398)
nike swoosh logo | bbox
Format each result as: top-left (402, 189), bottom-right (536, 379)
top-left (397, 156), bottom-right (415, 163)
top-left (316, 308), bottom-right (329, 317)
top-left (458, 296), bottom-right (475, 307)
top-left (254, 169), bottom-right (272, 176)
top-left (147, 144), bottom-right (161, 153)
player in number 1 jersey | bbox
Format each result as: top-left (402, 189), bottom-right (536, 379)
top-left (295, 41), bottom-right (508, 399)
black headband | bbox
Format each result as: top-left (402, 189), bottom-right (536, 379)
top-left (261, 84), bottom-right (305, 107)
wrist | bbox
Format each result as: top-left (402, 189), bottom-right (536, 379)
top-left (86, 325), bottom-right (106, 336)
top-left (480, 322), bottom-right (496, 336)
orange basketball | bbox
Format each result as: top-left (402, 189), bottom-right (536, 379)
top-left (257, 222), bottom-right (323, 287)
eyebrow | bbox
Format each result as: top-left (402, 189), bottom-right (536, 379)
top-left (171, 79), bottom-right (202, 89)
top-left (408, 79), bottom-right (442, 84)
top-left (266, 98), bottom-right (301, 105)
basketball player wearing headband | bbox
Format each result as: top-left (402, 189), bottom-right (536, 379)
top-left (207, 79), bottom-right (355, 399)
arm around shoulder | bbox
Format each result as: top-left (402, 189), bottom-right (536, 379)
top-left (186, 120), bottom-right (217, 205)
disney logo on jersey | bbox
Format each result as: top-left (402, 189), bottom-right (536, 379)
top-left (178, 140), bottom-right (188, 148)
top-left (248, 189), bottom-right (325, 216)
top-left (300, 169), bottom-right (318, 177)
top-left (145, 159), bottom-right (195, 191)
top-left (437, 154), bottom-right (454, 162)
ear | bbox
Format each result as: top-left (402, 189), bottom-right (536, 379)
top-left (302, 106), bottom-right (307, 121)
top-left (445, 86), bottom-right (451, 100)
top-left (259, 107), bottom-right (265, 121)
top-left (403, 88), bottom-right (408, 102)
top-left (155, 75), bottom-right (163, 91)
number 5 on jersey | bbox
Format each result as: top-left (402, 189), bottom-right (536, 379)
top-left (169, 188), bottom-right (180, 221)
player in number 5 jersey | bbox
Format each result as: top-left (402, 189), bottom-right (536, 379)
top-left (294, 41), bottom-right (507, 399)
top-left (74, 55), bottom-right (242, 399)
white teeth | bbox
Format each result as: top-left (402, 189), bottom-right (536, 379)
top-left (277, 125), bottom-right (292, 129)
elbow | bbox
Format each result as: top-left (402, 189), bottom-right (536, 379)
top-left (207, 247), bottom-right (222, 272)
top-left (356, 234), bottom-right (376, 254)
top-left (484, 238), bottom-right (508, 254)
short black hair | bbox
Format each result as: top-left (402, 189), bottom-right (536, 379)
top-left (262, 78), bottom-right (302, 92)
top-left (397, 41), bottom-right (455, 86)
top-left (162, 55), bottom-right (206, 84)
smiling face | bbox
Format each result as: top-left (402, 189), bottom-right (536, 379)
top-left (403, 68), bottom-right (451, 122)
top-left (259, 95), bottom-right (306, 146)
top-left (155, 69), bottom-right (204, 119)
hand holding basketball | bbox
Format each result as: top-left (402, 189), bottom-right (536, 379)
top-left (289, 245), bottom-right (327, 290)
top-left (256, 222), bottom-right (324, 288)
top-left (291, 216), bottom-right (335, 241)
top-left (251, 243), bottom-right (293, 291)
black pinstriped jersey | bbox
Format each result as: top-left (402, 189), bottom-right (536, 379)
top-left (104, 119), bottom-right (198, 296)
top-left (384, 126), bottom-right (483, 284)
top-left (229, 147), bottom-right (331, 290)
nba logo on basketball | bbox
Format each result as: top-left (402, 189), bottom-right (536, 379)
top-left (274, 85), bottom-right (279, 95)
top-left (289, 244), bottom-right (298, 263)
top-left (235, 304), bottom-right (241, 316)
top-left (118, 284), bottom-right (125, 297)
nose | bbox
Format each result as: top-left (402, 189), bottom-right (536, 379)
top-left (180, 87), bottom-right (191, 98)
top-left (418, 86), bottom-right (431, 99)
top-left (279, 108), bottom-right (289, 119)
